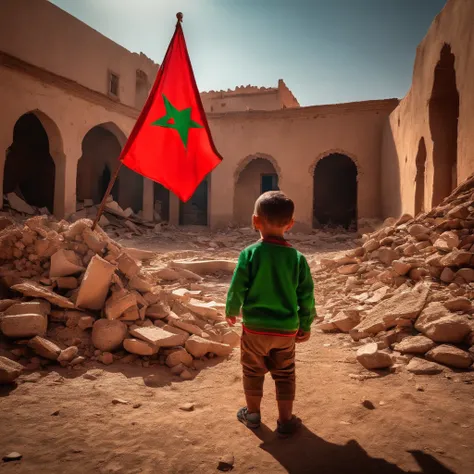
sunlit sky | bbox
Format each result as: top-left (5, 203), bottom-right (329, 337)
top-left (49, 0), bottom-right (446, 106)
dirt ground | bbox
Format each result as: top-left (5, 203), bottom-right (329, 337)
top-left (1, 229), bottom-right (473, 474)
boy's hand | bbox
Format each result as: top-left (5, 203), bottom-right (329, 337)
top-left (296, 329), bottom-right (310, 343)
top-left (226, 316), bottom-right (237, 326)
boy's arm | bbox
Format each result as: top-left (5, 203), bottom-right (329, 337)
top-left (225, 250), bottom-right (250, 319)
top-left (297, 255), bottom-right (316, 333)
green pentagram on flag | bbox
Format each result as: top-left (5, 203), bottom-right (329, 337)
top-left (151, 94), bottom-right (202, 147)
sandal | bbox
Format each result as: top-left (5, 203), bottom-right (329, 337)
top-left (277, 415), bottom-right (302, 437)
top-left (237, 407), bottom-right (261, 429)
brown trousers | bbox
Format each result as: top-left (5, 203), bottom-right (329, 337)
top-left (240, 330), bottom-right (296, 401)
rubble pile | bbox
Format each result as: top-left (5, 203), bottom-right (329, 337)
top-left (314, 174), bottom-right (474, 373)
top-left (0, 216), bottom-right (239, 384)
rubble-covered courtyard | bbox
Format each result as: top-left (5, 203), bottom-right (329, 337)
top-left (1, 174), bottom-right (474, 473)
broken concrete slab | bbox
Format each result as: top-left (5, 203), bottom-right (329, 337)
top-left (127, 274), bottom-right (153, 293)
top-left (117, 252), bottom-right (140, 279)
top-left (0, 356), bottom-right (23, 384)
top-left (353, 284), bottom-right (429, 336)
top-left (1, 314), bottom-right (48, 338)
top-left (28, 336), bottom-right (61, 360)
top-left (75, 255), bottom-right (116, 310)
top-left (105, 293), bottom-right (137, 320)
top-left (82, 227), bottom-right (107, 253)
top-left (11, 282), bottom-right (75, 309)
top-left (185, 335), bottom-right (232, 358)
top-left (50, 249), bottom-right (85, 278)
top-left (130, 326), bottom-right (187, 347)
top-left (92, 319), bottom-right (128, 352)
top-left (7, 193), bottom-right (35, 214)
top-left (123, 338), bottom-right (158, 356)
top-left (123, 247), bottom-right (156, 261)
top-left (185, 299), bottom-right (225, 321)
top-left (415, 302), bottom-right (471, 343)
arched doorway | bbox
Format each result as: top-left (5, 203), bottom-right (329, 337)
top-left (313, 153), bottom-right (357, 230)
top-left (179, 176), bottom-right (209, 226)
top-left (414, 138), bottom-right (427, 216)
top-left (429, 44), bottom-right (459, 206)
top-left (154, 183), bottom-right (170, 222)
top-left (234, 157), bottom-right (279, 226)
top-left (4, 112), bottom-right (56, 212)
top-left (77, 124), bottom-right (143, 213)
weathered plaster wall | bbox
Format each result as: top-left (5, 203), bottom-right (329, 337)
top-left (0, 63), bottom-right (137, 218)
top-left (0, 0), bottom-right (158, 109)
top-left (207, 99), bottom-right (398, 230)
top-left (381, 0), bottom-right (474, 218)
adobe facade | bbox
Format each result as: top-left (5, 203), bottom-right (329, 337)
top-left (0, 0), bottom-right (470, 232)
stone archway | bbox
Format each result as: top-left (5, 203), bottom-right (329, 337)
top-left (77, 123), bottom-right (143, 212)
top-left (429, 44), bottom-right (459, 206)
top-left (312, 153), bottom-right (358, 230)
top-left (4, 111), bottom-right (60, 212)
top-left (233, 156), bottom-right (280, 226)
top-left (414, 138), bottom-right (427, 216)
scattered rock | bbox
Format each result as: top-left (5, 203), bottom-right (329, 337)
top-left (392, 335), bottom-right (436, 355)
top-left (58, 346), bottom-right (79, 363)
top-left (406, 358), bottom-right (444, 375)
top-left (112, 398), bottom-right (129, 405)
top-left (217, 454), bottom-right (235, 472)
top-left (179, 402), bottom-right (195, 412)
top-left (2, 451), bottom-right (22, 462)
top-left (28, 336), bottom-right (61, 360)
top-left (426, 345), bottom-right (473, 369)
top-left (92, 319), bottom-right (128, 352)
top-left (356, 343), bottom-right (393, 370)
top-left (1, 314), bottom-right (48, 338)
top-left (0, 356), bottom-right (23, 384)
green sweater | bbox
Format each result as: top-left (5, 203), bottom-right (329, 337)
top-left (225, 238), bottom-right (316, 335)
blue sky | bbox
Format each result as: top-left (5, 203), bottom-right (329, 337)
top-left (49, 0), bottom-right (446, 106)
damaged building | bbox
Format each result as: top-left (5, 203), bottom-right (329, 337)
top-left (0, 0), bottom-right (473, 231)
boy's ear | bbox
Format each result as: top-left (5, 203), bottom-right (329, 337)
top-left (286, 218), bottom-right (295, 231)
top-left (252, 214), bottom-right (259, 230)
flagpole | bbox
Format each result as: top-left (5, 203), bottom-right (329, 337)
top-left (91, 161), bottom-right (123, 230)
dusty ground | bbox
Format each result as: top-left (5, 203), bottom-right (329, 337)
top-left (1, 229), bottom-right (473, 474)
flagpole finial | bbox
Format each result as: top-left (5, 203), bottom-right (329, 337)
top-left (176, 12), bottom-right (183, 23)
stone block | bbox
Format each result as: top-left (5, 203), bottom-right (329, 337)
top-left (58, 346), bottom-right (79, 363)
top-left (28, 336), bottom-right (61, 360)
top-left (50, 249), bottom-right (85, 278)
top-left (11, 282), bottom-right (75, 309)
top-left (123, 338), bottom-right (158, 356)
top-left (356, 342), bottom-right (393, 370)
top-left (117, 252), bottom-right (140, 279)
top-left (105, 293), bottom-right (137, 320)
top-left (426, 344), bottom-right (472, 369)
top-left (76, 255), bottom-right (116, 310)
top-left (4, 301), bottom-right (50, 316)
top-left (1, 314), bottom-right (47, 338)
top-left (392, 335), bottom-right (435, 354)
top-left (166, 348), bottom-right (193, 367)
top-left (130, 326), bottom-right (187, 347)
top-left (0, 356), bottom-right (23, 384)
top-left (185, 335), bottom-right (232, 358)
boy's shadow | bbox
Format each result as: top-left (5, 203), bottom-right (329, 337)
top-left (252, 423), bottom-right (455, 474)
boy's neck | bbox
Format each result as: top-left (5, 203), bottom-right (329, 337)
top-left (259, 231), bottom-right (286, 240)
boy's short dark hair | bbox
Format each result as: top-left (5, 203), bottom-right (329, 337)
top-left (254, 191), bottom-right (294, 226)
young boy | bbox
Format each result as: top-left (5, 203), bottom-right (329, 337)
top-left (226, 191), bottom-right (316, 436)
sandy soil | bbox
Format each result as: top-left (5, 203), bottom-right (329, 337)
top-left (1, 230), bottom-right (473, 474)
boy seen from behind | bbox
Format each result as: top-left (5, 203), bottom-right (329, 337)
top-left (226, 191), bottom-right (316, 436)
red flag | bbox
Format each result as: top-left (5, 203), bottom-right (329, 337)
top-left (120, 17), bottom-right (222, 202)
